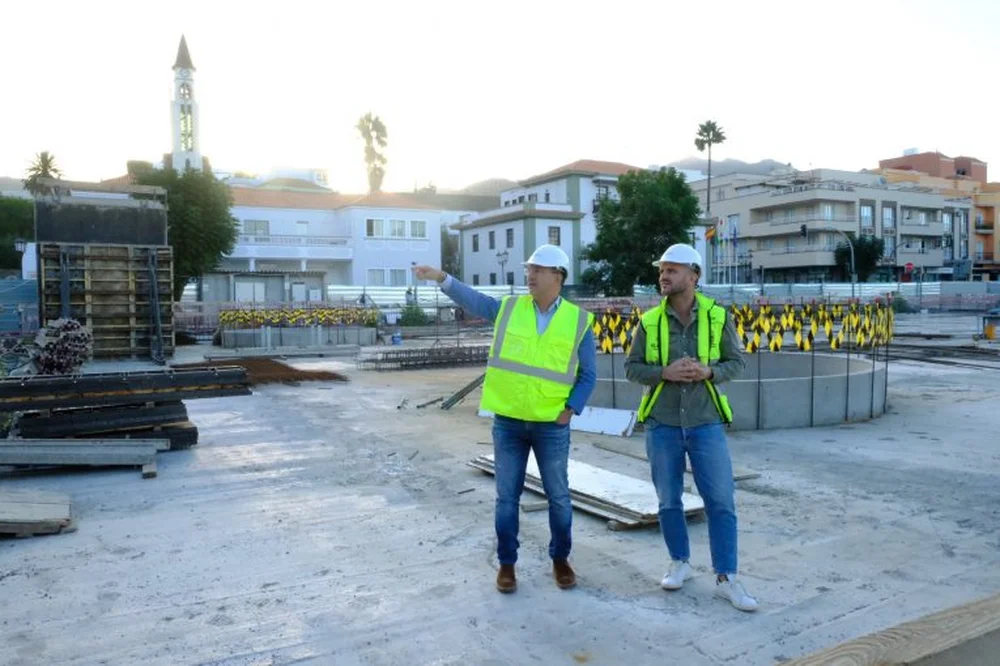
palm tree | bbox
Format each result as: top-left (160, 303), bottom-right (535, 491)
top-left (356, 113), bottom-right (388, 194)
top-left (694, 121), bottom-right (726, 218)
top-left (23, 151), bottom-right (63, 196)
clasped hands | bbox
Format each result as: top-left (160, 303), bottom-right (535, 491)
top-left (661, 357), bottom-right (713, 383)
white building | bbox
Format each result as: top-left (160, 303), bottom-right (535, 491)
top-left (195, 188), bottom-right (495, 302)
top-left (455, 160), bottom-right (712, 288)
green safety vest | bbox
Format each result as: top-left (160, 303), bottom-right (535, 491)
top-left (481, 295), bottom-right (594, 422)
top-left (636, 292), bottom-right (733, 425)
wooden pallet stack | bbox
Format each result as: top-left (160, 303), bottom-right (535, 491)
top-left (0, 367), bottom-right (251, 537)
top-left (37, 243), bottom-right (175, 359)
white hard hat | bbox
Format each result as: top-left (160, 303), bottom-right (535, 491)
top-left (653, 243), bottom-right (703, 273)
top-left (523, 244), bottom-right (570, 270)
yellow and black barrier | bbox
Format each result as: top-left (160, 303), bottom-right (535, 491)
top-left (590, 301), bottom-right (895, 355)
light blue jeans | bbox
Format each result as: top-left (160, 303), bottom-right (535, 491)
top-left (492, 415), bottom-right (572, 565)
top-left (645, 421), bottom-right (738, 575)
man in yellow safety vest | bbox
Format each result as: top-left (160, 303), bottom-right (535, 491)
top-left (413, 244), bottom-right (596, 594)
top-left (624, 243), bottom-right (758, 611)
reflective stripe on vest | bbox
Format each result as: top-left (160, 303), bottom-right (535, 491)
top-left (487, 296), bottom-right (590, 385)
top-left (480, 295), bottom-right (593, 422)
top-left (636, 292), bottom-right (733, 424)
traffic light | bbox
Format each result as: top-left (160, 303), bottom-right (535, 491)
top-left (800, 224), bottom-right (808, 237)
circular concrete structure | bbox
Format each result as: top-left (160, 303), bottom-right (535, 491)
top-left (592, 352), bottom-right (887, 430)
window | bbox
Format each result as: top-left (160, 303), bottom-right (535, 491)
top-left (389, 269), bottom-right (407, 286)
top-left (506, 228), bottom-right (514, 248)
top-left (716, 188), bottom-right (726, 201)
top-left (544, 190), bottom-right (550, 203)
top-left (472, 274), bottom-right (480, 286)
top-left (488, 230), bottom-right (495, 250)
top-left (367, 269), bottom-right (386, 286)
top-left (489, 273), bottom-right (497, 285)
top-left (882, 206), bottom-right (895, 229)
top-left (764, 210), bottom-right (774, 222)
top-left (548, 226), bottom-right (561, 246)
top-left (243, 219), bottom-right (269, 236)
top-left (596, 185), bottom-right (610, 200)
top-left (389, 219), bottom-right (406, 238)
top-left (518, 195), bottom-right (525, 203)
top-left (883, 236), bottom-right (896, 258)
top-left (472, 234), bottom-right (479, 253)
top-left (410, 220), bottom-right (427, 238)
top-left (822, 204), bottom-right (834, 221)
top-left (365, 218), bottom-right (384, 238)
top-left (918, 211), bottom-right (928, 225)
top-left (296, 220), bottom-right (309, 236)
top-left (943, 212), bottom-right (952, 231)
top-left (506, 271), bottom-right (514, 285)
top-left (860, 204), bottom-right (874, 228)
top-left (527, 193), bottom-right (538, 202)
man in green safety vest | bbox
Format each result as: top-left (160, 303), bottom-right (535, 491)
top-left (413, 244), bottom-right (596, 594)
top-left (624, 243), bottom-right (758, 612)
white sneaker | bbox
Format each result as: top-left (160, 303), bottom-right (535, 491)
top-left (660, 560), bottom-right (692, 590)
top-left (714, 576), bottom-right (758, 612)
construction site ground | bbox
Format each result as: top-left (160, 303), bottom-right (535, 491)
top-left (2, 320), bottom-right (999, 665)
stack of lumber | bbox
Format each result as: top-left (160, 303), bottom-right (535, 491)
top-left (0, 367), bottom-right (251, 476)
top-left (467, 453), bottom-right (705, 531)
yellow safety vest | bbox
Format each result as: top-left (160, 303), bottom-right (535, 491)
top-left (481, 295), bottom-right (594, 422)
top-left (636, 292), bottom-right (733, 424)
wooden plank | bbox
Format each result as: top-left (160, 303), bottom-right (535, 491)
top-left (8, 437), bottom-right (171, 452)
top-left (0, 443), bottom-right (157, 466)
top-left (493, 452), bottom-right (704, 519)
top-left (0, 490), bottom-right (74, 537)
top-left (786, 592), bottom-right (1000, 666)
top-left (478, 406), bottom-right (638, 438)
top-left (591, 441), bottom-right (762, 481)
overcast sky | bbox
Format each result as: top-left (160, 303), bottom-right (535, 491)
top-left (2, 0), bottom-right (996, 192)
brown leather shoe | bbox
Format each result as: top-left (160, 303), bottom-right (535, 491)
top-left (553, 559), bottom-right (576, 589)
top-left (496, 564), bottom-right (516, 593)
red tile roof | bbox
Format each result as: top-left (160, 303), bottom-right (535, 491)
top-left (519, 159), bottom-right (644, 186)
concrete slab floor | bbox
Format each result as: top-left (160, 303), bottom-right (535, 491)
top-left (1, 355), bottom-right (998, 665)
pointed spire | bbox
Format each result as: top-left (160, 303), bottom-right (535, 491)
top-left (173, 35), bottom-right (196, 71)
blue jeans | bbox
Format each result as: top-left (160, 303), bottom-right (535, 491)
top-left (492, 415), bottom-right (572, 565)
top-left (645, 421), bottom-right (738, 575)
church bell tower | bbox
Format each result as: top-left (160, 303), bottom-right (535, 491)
top-left (170, 35), bottom-right (203, 171)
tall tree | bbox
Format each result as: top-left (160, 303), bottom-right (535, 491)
top-left (356, 113), bottom-right (388, 193)
top-left (835, 233), bottom-right (884, 282)
top-left (581, 168), bottom-right (699, 296)
top-left (441, 227), bottom-right (460, 278)
top-left (133, 167), bottom-right (240, 299)
top-left (0, 196), bottom-right (34, 270)
top-left (23, 151), bottom-right (63, 196)
top-left (694, 121), bottom-right (726, 219)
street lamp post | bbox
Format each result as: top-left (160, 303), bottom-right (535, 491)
top-left (802, 225), bottom-right (856, 299)
top-left (496, 250), bottom-right (512, 294)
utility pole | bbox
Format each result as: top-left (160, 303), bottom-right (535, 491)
top-left (802, 224), bottom-right (855, 298)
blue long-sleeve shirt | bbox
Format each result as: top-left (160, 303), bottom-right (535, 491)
top-left (440, 275), bottom-right (597, 415)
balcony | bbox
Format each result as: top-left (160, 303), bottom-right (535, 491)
top-left (975, 222), bottom-right (994, 233)
top-left (896, 246), bottom-right (944, 267)
top-left (975, 252), bottom-right (996, 263)
top-left (747, 214), bottom-right (858, 238)
top-left (231, 234), bottom-right (353, 261)
top-left (753, 246), bottom-right (837, 270)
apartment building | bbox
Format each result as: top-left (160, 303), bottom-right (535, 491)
top-left (973, 186), bottom-right (1000, 280)
top-left (455, 160), bottom-right (711, 287)
top-left (689, 169), bottom-right (973, 283)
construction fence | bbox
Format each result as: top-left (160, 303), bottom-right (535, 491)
top-left (590, 301), bottom-right (895, 356)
